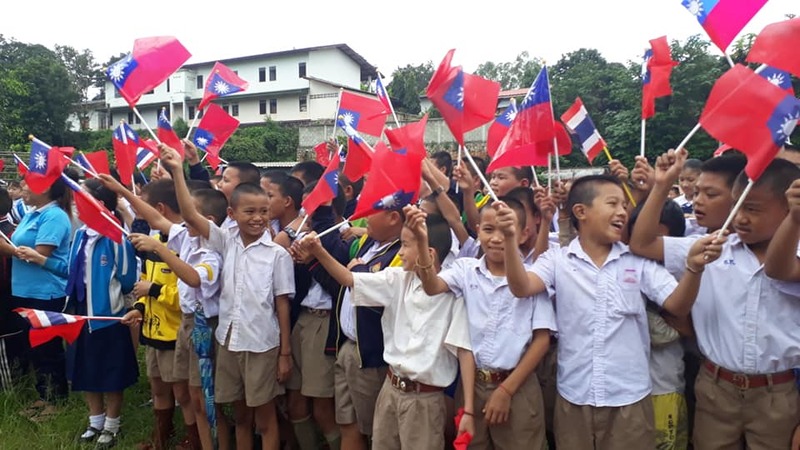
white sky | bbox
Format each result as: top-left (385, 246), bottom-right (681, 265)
top-left (0, 0), bottom-right (795, 77)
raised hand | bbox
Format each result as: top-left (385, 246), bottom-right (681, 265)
top-left (631, 156), bottom-right (655, 192)
top-left (654, 148), bottom-right (688, 187)
top-left (786, 179), bottom-right (800, 224)
top-left (608, 159), bottom-right (629, 184)
top-left (158, 144), bottom-right (182, 173)
top-left (403, 204), bottom-right (428, 240)
top-left (494, 201), bottom-right (518, 238)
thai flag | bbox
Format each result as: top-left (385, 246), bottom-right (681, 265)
top-left (681, 0), bottom-right (768, 52)
top-left (14, 308), bottom-right (87, 347)
top-left (136, 145), bottom-right (158, 170)
top-left (560, 98), bottom-right (606, 164)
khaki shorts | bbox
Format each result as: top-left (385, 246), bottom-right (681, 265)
top-left (215, 340), bottom-right (283, 407)
top-left (334, 339), bottom-right (386, 435)
top-left (286, 310), bottom-right (335, 398)
top-left (372, 377), bottom-right (446, 450)
top-left (555, 393), bottom-right (655, 450)
top-left (188, 316), bottom-right (218, 388)
top-left (146, 347), bottom-right (179, 383)
top-left (173, 314), bottom-right (193, 381)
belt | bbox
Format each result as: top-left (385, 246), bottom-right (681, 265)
top-left (386, 370), bottom-right (443, 393)
top-left (476, 368), bottom-right (512, 384)
top-left (304, 307), bottom-right (330, 317)
top-left (703, 360), bottom-right (795, 390)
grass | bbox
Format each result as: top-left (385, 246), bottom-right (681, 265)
top-left (0, 347), bottom-right (188, 450)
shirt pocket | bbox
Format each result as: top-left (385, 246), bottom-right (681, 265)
top-left (611, 270), bottom-right (644, 316)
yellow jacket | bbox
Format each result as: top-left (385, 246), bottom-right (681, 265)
top-left (133, 235), bottom-right (181, 349)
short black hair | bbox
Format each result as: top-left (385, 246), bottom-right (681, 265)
top-left (230, 182), bottom-right (266, 208)
top-left (8, 180), bottom-right (20, 189)
top-left (279, 175), bottom-right (304, 211)
top-left (462, 155), bottom-right (487, 180)
top-left (0, 188), bottom-right (12, 216)
top-left (141, 179), bottom-right (179, 213)
top-left (186, 179), bottom-right (212, 192)
top-left (225, 161), bottom-right (261, 186)
top-left (83, 178), bottom-right (119, 214)
top-left (567, 174), bottom-right (623, 230)
top-left (505, 186), bottom-right (540, 218)
top-left (701, 153), bottom-right (747, 188)
top-left (495, 196), bottom-right (527, 231)
top-left (263, 170), bottom-right (289, 186)
top-left (734, 158), bottom-right (800, 202)
top-left (683, 159), bottom-right (703, 172)
top-left (290, 161), bottom-right (325, 185)
top-left (431, 151), bottom-right (453, 177)
top-left (628, 199), bottom-right (685, 238)
top-left (424, 213), bottom-right (452, 265)
top-left (339, 172), bottom-right (364, 197)
top-left (495, 166), bottom-right (534, 184)
top-left (192, 188), bottom-right (228, 226)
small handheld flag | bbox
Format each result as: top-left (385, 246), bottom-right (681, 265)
top-left (199, 62), bottom-right (249, 110)
top-left (14, 308), bottom-right (87, 347)
top-left (681, 0), bottom-right (768, 53)
top-left (561, 98), bottom-right (606, 164)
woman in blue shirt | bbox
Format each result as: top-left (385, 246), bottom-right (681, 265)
top-left (0, 177), bottom-right (73, 414)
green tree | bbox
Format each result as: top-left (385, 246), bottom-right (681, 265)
top-left (55, 45), bottom-right (102, 130)
top-left (223, 119), bottom-right (299, 162)
top-left (475, 51), bottom-right (542, 90)
top-left (387, 62), bottom-right (434, 115)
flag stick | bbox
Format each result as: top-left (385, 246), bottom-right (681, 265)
top-left (547, 154), bottom-right (552, 192)
top-left (603, 147), bottom-right (637, 207)
top-left (331, 89), bottom-right (343, 140)
top-left (463, 146), bottom-right (499, 202)
top-left (132, 107), bottom-right (161, 145)
top-left (716, 178), bottom-right (754, 238)
top-left (59, 173), bottom-right (130, 238)
top-left (377, 72), bottom-right (402, 128)
top-left (185, 110), bottom-right (201, 140)
top-left (675, 123), bottom-right (703, 152)
top-left (553, 150), bottom-right (562, 182)
top-left (63, 154), bottom-right (99, 178)
top-left (295, 214), bottom-right (310, 236)
top-left (544, 64), bottom-right (561, 183)
top-left (640, 119), bottom-right (647, 157)
top-left (0, 228), bottom-right (17, 249)
top-left (77, 315), bottom-right (125, 321)
top-left (316, 219), bottom-right (350, 239)
top-left (455, 145), bottom-right (463, 194)
top-left (531, 167), bottom-right (541, 187)
top-left (724, 53), bottom-right (735, 68)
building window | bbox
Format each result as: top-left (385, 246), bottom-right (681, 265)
top-left (145, 89), bottom-right (155, 95)
top-left (166, 78), bottom-right (170, 92)
top-left (269, 66), bottom-right (276, 81)
top-left (298, 62), bottom-right (306, 78)
top-left (269, 99), bottom-right (277, 114)
top-left (188, 105), bottom-right (196, 120)
top-left (259, 99), bottom-right (267, 115)
top-left (127, 111), bottom-right (141, 124)
top-left (231, 104), bottom-right (239, 117)
top-left (299, 96), bottom-right (307, 112)
top-left (196, 75), bottom-right (203, 89)
top-left (222, 104), bottom-right (229, 114)
top-left (259, 67), bottom-right (266, 82)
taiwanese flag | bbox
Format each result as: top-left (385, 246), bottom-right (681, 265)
top-left (426, 50), bottom-right (500, 145)
top-left (14, 154), bottom-right (28, 176)
top-left (758, 65), bottom-right (795, 95)
top-left (63, 174), bottom-right (123, 243)
top-left (350, 141), bottom-right (424, 221)
top-left (337, 117), bottom-right (373, 182)
top-left (14, 308), bottom-right (87, 347)
top-left (699, 64), bottom-right (800, 180)
top-left (205, 152), bottom-right (222, 171)
top-left (385, 114), bottom-right (428, 159)
top-left (375, 77), bottom-right (393, 114)
top-left (487, 123), bottom-right (571, 173)
top-left (302, 151), bottom-right (341, 216)
top-left (76, 151), bottom-right (111, 178)
top-left (337, 91), bottom-right (389, 137)
top-left (157, 109), bottom-right (184, 158)
top-left (746, 18), bottom-right (800, 77)
top-left (193, 103), bottom-right (240, 158)
top-left (486, 100), bottom-right (518, 157)
top-left (106, 36), bottom-right (191, 107)
top-left (112, 122), bottom-right (141, 186)
top-left (642, 36), bottom-right (678, 120)
top-left (682, 0), bottom-right (768, 53)
top-left (199, 61), bottom-right (249, 110)
top-left (313, 142), bottom-right (331, 167)
top-left (25, 139), bottom-right (68, 194)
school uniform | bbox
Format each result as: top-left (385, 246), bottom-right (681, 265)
top-left (439, 257), bottom-right (556, 450)
top-left (203, 220), bottom-right (295, 407)
top-left (531, 239), bottom-right (680, 450)
top-left (648, 307), bottom-right (689, 450)
top-left (167, 224), bottom-right (222, 387)
top-left (664, 234), bottom-right (800, 450)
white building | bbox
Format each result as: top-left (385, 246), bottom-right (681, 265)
top-left (72, 44), bottom-right (378, 131)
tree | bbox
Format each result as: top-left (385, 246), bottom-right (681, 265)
top-left (55, 45), bottom-right (102, 130)
top-left (223, 119), bottom-right (299, 162)
top-left (475, 51), bottom-right (542, 90)
top-left (387, 62), bottom-right (434, 115)
top-left (94, 52), bottom-right (127, 99)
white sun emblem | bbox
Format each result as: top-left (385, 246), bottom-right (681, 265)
top-left (196, 136), bottom-right (209, 147)
top-left (126, 130), bottom-right (136, 140)
top-left (685, 0), bottom-right (703, 16)
top-left (213, 80), bottom-right (230, 95)
top-left (777, 114), bottom-right (799, 143)
top-left (380, 194), bottom-right (398, 208)
top-left (342, 112), bottom-right (355, 126)
top-left (456, 86), bottom-right (464, 107)
top-left (504, 108), bottom-right (517, 122)
top-left (108, 56), bottom-right (131, 82)
top-left (767, 73), bottom-right (786, 87)
top-left (34, 152), bottom-right (47, 170)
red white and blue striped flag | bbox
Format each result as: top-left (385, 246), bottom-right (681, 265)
top-left (561, 97), bottom-right (606, 164)
top-left (14, 308), bottom-right (87, 347)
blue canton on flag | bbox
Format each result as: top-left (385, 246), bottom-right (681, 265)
top-left (642, 49), bottom-right (653, 85)
top-left (682, 0), bottom-right (715, 24)
top-left (338, 109), bottom-right (362, 130)
top-left (106, 54), bottom-right (138, 91)
top-left (373, 190), bottom-right (415, 211)
top-left (767, 97), bottom-right (800, 147)
top-left (337, 118), bottom-right (365, 145)
top-left (323, 170), bottom-right (339, 192)
top-left (29, 140), bottom-right (50, 175)
top-left (497, 102), bottom-right (518, 127)
top-left (193, 129), bottom-right (214, 151)
top-left (442, 70), bottom-right (465, 111)
top-left (159, 109), bottom-right (174, 130)
top-left (208, 72), bottom-right (243, 96)
top-left (520, 67), bottom-right (551, 110)
top-left (759, 66), bottom-right (794, 92)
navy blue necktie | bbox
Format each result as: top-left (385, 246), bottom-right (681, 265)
top-left (66, 234), bottom-right (89, 303)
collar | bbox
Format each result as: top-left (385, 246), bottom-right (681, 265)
top-left (30, 201), bottom-right (57, 214)
top-left (566, 238), bottom-right (629, 268)
top-left (473, 257), bottom-right (509, 286)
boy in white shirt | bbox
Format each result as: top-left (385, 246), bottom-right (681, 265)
top-left (162, 146), bottom-right (295, 450)
top-left (502, 174), bottom-right (721, 449)
top-left (418, 199), bottom-right (556, 450)
top-left (299, 208), bottom-right (474, 449)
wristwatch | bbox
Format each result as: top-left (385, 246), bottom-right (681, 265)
top-left (284, 226), bottom-right (298, 241)
top-left (431, 185), bottom-right (445, 198)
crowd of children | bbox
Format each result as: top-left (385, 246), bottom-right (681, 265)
top-left (0, 134), bottom-right (799, 450)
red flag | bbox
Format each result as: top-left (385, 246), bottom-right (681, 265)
top-left (385, 114), bottom-right (428, 159)
top-left (105, 36), bottom-right (191, 107)
top-left (350, 142), bottom-right (423, 221)
top-left (486, 123), bottom-right (568, 173)
top-left (337, 118), bottom-right (373, 182)
top-left (313, 142), bottom-right (331, 166)
top-left (112, 122), bottom-right (140, 186)
top-left (199, 62), bottom-right (250, 110)
top-left (699, 64), bottom-right (800, 180)
top-left (14, 307), bottom-right (87, 347)
top-left (746, 18), bottom-right (800, 78)
top-left (206, 152), bottom-right (222, 171)
top-left (453, 408), bottom-right (473, 450)
top-left (714, 144), bottom-right (734, 157)
top-left (157, 109), bottom-right (184, 159)
top-left (337, 91), bottom-right (389, 137)
top-left (14, 154), bottom-right (28, 176)
top-left (25, 140), bottom-right (68, 194)
top-left (63, 175), bottom-right (123, 243)
top-left (642, 36), bottom-right (678, 120)
top-left (487, 101), bottom-right (518, 157)
top-left (81, 151), bottom-right (111, 177)
top-left (302, 152), bottom-right (341, 216)
top-left (192, 103), bottom-right (239, 158)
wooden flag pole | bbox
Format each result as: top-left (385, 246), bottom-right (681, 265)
top-left (603, 147), bottom-right (637, 207)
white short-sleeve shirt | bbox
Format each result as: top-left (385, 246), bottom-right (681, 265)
top-left (167, 224), bottom-right (222, 317)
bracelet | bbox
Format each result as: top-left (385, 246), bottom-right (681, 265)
top-left (462, 410), bottom-right (474, 417)
top-left (497, 383), bottom-right (513, 397)
top-left (280, 352), bottom-right (292, 357)
top-left (415, 257), bottom-right (433, 271)
top-left (685, 262), bottom-right (704, 274)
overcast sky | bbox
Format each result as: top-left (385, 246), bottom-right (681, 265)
top-left (0, 0), bottom-right (795, 77)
